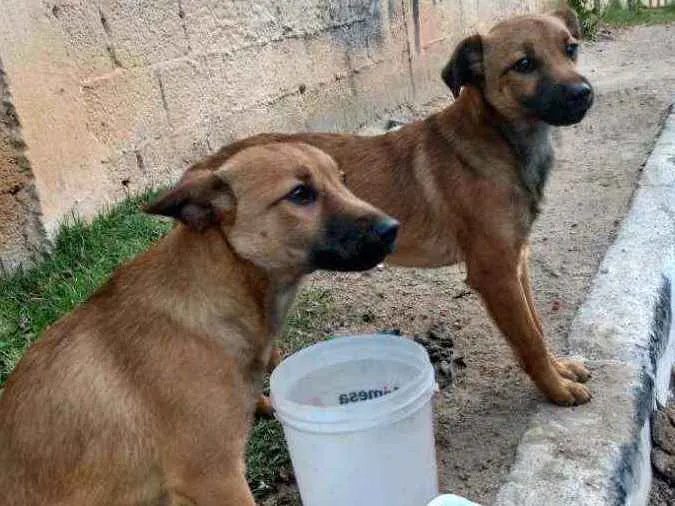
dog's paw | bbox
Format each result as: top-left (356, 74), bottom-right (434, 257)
top-left (553, 357), bottom-right (591, 383)
top-left (552, 379), bottom-right (592, 406)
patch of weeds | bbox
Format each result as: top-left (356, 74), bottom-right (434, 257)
top-left (568, 0), bottom-right (603, 39)
top-left (246, 417), bottom-right (293, 498)
top-left (602, 4), bottom-right (675, 27)
top-left (0, 190), bottom-right (169, 384)
top-left (569, 1), bottom-right (675, 39)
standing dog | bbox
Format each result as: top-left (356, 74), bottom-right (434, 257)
top-left (183, 8), bottom-right (595, 406)
top-left (0, 143), bottom-right (398, 505)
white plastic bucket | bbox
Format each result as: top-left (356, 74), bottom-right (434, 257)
top-left (270, 334), bottom-right (438, 506)
top-left (427, 494), bottom-right (482, 506)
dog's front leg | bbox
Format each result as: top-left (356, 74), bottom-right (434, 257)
top-left (519, 246), bottom-right (591, 384)
top-left (175, 471), bottom-right (256, 506)
top-left (467, 248), bottom-right (592, 406)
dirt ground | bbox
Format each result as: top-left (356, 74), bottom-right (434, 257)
top-left (266, 24), bottom-right (675, 505)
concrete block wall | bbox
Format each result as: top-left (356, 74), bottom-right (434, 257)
top-left (0, 0), bottom-right (554, 268)
top-left (0, 58), bottom-right (48, 271)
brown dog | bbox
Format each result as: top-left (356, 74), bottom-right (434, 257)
top-left (184, 7), bottom-right (595, 406)
top-left (0, 143), bottom-right (397, 505)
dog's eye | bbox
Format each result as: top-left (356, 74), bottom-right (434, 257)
top-left (286, 184), bottom-right (317, 206)
top-left (513, 57), bottom-right (535, 73)
top-left (565, 44), bottom-right (578, 59)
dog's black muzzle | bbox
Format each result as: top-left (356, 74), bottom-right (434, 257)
top-left (310, 216), bottom-right (399, 272)
top-left (525, 77), bottom-right (594, 126)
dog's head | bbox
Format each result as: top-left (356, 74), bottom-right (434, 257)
top-left (146, 143), bottom-right (398, 274)
top-left (441, 7), bottom-right (593, 126)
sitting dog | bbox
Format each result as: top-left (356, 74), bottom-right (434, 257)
top-left (187, 7), bottom-right (595, 406)
top-left (0, 143), bottom-right (398, 505)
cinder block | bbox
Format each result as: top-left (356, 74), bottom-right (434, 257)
top-left (203, 38), bottom-right (315, 112)
top-left (348, 52), bottom-right (416, 126)
top-left (180, 0), bottom-right (295, 54)
top-left (97, 0), bottom-right (189, 68)
top-left (81, 67), bottom-right (171, 147)
top-left (154, 57), bottom-right (210, 130)
top-left (49, 1), bottom-right (115, 76)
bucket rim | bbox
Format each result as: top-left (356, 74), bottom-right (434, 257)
top-left (270, 334), bottom-right (436, 433)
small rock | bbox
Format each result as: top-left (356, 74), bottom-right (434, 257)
top-left (381, 328), bottom-right (401, 336)
top-left (667, 406), bottom-right (675, 426)
top-left (652, 408), bottom-right (675, 455)
top-left (439, 360), bottom-right (452, 377)
top-left (652, 447), bottom-right (675, 485)
top-left (361, 311), bottom-right (375, 323)
top-left (414, 335), bottom-right (430, 346)
top-left (278, 468), bottom-right (295, 484)
top-left (416, 322), bottom-right (459, 389)
top-left (428, 322), bottom-right (454, 345)
top-left (18, 314), bottom-right (29, 331)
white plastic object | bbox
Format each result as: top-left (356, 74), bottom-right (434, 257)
top-left (427, 494), bottom-right (482, 506)
top-left (270, 334), bottom-right (438, 506)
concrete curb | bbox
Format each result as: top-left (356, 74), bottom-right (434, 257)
top-left (495, 100), bottom-right (675, 506)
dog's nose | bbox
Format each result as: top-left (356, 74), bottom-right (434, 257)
top-left (565, 82), bottom-right (592, 106)
top-left (372, 217), bottom-right (399, 248)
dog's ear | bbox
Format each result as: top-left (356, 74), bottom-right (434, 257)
top-left (441, 34), bottom-right (483, 99)
top-left (144, 171), bottom-right (236, 232)
top-left (550, 6), bottom-right (581, 39)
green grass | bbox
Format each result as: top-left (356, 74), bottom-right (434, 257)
top-left (602, 5), bottom-right (675, 27)
top-left (568, 2), bottom-right (675, 39)
top-left (0, 189), bottom-right (335, 501)
top-left (0, 190), bottom-right (170, 383)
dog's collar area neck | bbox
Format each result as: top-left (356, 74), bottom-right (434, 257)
top-left (499, 119), bottom-right (554, 217)
top-left (264, 277), bottom-right (300, 335)
top-left (498, 119), bottom-right (551, 154)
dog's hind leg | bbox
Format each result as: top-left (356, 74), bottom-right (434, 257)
top-left (518, 246), bottom-right (591, 383)
top-left (467, 245), bottom-right (591, 406)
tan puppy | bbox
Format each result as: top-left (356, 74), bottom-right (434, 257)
top-left (184, 7), bottom-right (595, 406)
top-left (0, 143), bottom-right (398, 505)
